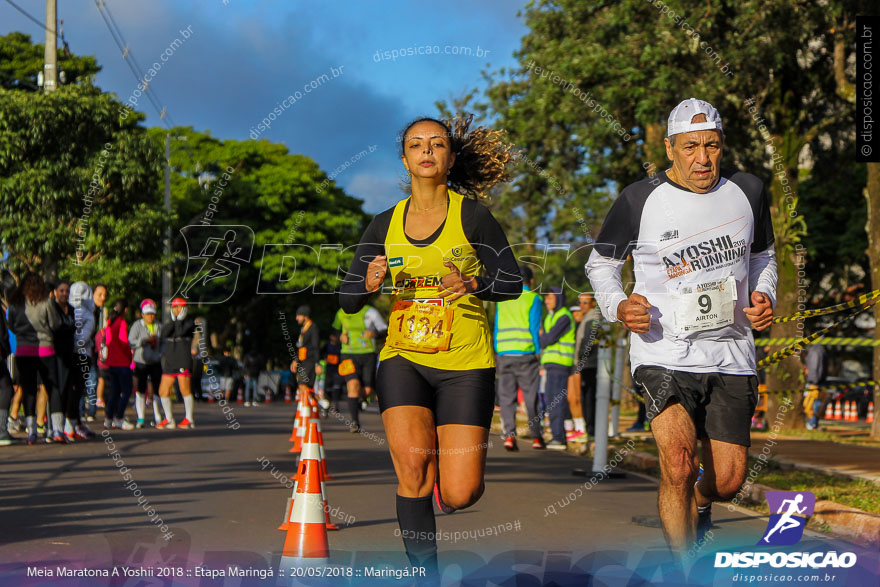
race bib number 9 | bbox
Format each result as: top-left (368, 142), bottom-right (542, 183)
top-left (387, 300), bottom-right (453, 353)
top-left (672, 275), bottom-right (737, 334)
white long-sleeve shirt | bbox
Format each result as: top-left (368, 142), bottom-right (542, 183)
top-left (586, 169), bottom-right (778, 375)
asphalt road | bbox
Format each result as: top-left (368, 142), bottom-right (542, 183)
top-left (0, 401), bottom-right (875, 586)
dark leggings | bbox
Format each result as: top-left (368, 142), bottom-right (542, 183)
top-left (18, 355), bottom-right (61, 417)
top-left (62, 354), bottom-right (90, 424)
top-left (107, 366), bottom-right (133, 420)
top-left (0, 359), bottom-right (13, 412)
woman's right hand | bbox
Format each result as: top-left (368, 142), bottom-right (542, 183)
top-left (365, 255), bottom-right (387, 292)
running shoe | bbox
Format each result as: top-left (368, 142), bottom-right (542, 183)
top-left (64, 430), bottom-right (76, 442)
top-left (37, 424), bottom-right (46, 436)
top-left (104, 418), bottom-right (114, 430)
top-left (503, 436), bottom-right (518, 452)
top-left (546, 440), bottom-right (567, 451)
top-left (0, 431), bottom-right (13, 446)
top-left (177, 418), bottom-right (194, 429)
top-left (74, 425), bottom-right (95, 440)
top-left (136, 419), bottom-right (145, 429)
top-left (96, 399), bottom-right (105, 408)
top-left (85, 415), bottom-right (96, 423)
top-left (156, 418), bottom-right (176, 429)
top-left (7, 417), bottom-right (21, 433)
top-left (532, 437), bottom-right (546, 450)
top-left (434, 482), bottom-right (456, 515)
top-left (27, 432), bottom-right (39, 445)
top-left (626, 423), bottom-right (646, 432)
top-left (116, 418), bottom-right (135, 430)
top-left (243, 402), bottom-right (251, 407)
top-left (566, 430), bottom-right (586, 442)
top-left (696, 504), bottom-right (712, 542)
top-left (349, 424), bottom-right (360, 434)
top-left (49, 432), bottom-right (67, 444)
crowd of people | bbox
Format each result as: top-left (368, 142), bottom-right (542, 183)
top-left (0, 273), bottom-right (202, 445)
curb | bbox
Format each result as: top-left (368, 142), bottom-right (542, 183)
top-left (773, 456), bottom-right (880, 486)
top-left (620, 451), bottom-right (880, 548)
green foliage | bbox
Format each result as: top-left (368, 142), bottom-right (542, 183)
top-left (146, 127), bottom-right (369, 361)
top-left (0, 32), bottom-right (101, 91)
top-left (0, 84), bottom-right (165, 297)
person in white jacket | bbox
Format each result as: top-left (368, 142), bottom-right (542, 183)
top-left (69, 281), bottom-right (97, 438)
top-left (129, 299), bottom-right (164, 427)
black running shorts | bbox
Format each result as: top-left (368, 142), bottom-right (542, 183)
top-left (376, 355), bottom-right (496, 428)
top-left (296, 361), bottom-right (316, 387)
top-left (633, 365), bottom-right (758, 447)
top-left (339, 353), bottom-right (377, 387)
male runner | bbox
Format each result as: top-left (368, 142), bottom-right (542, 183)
top-left (331, 305), bottom-right (379, 432)
top-left (586, 98), bottom-right (777, 558)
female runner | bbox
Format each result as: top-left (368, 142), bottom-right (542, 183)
top-left (339, 115), bottom-right (521, 574)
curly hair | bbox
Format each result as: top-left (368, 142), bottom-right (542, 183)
top-left (10, 272), bottom-right (48, 307)
top-left (398, 114), bottom-right (515, 199)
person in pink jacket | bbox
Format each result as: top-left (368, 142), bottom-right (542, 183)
top-left (102, 299), bottom-right (134, 430)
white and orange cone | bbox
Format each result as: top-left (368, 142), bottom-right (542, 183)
top-left (824, 402), bottom-right (834, 421)
top-left (279, 427), bottom-right (329, 568)
top-left (289, 394), bottom-right (308, 442)
top-left (868, 402), bottom-right (874, 424)
top-left (833, 401), bottom-right (842, 421)
top-left (290, 403), bottom-right (312, 454)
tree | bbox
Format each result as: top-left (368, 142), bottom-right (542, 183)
top-left (828, 1), bottom-right (880, 438)
top-left (146, 127), bottom-right (368, 363)
top-left (0, 83), bottom-right (165, 298)
top-left (486, 0), bottom-right (864, 429)
top-left (0, 32), bottom-right (100, 91)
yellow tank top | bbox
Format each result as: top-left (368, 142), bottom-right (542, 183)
top-left (379, 190), bottom-right (494, 370)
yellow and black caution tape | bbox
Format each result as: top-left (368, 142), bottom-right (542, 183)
top-left (755, 337), bottom-right (880, 346)
top-left (757, 379), bottom-right (879, 395)
top-left (757, 293), bottom-right (880, 370)
top-left (771, 289), bottom-right (880, 323)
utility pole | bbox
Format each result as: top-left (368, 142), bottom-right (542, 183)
top-left (43, 0), bottom-right (57, 93)
top-left (162, 133), bottom-right (172, 311)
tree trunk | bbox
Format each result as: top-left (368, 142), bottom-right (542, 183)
top-left (867, 163), bottom-right (880, 439)
top-left (644, 122), bottom-right (666, 176)
top-left (765, 141), bottom-right (806, 429)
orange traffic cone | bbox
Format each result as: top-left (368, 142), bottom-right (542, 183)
top-left (304, 422), bottom-right (338, 531)
top-left (284, 385), bottom-right (292, 404)
top-left (833, 401), bottom-right (842, 421)
top-left (290, 403), bottom-right (311, 453)
top-left (316, 425), bottom-right (333, 481)
top-left (279, 428), bottom-right (329, 567)
top-left (868, 402), bottom-right (874, 424)
top-left (849, 401), bottom-right (857, 422)
top-left (289, 394), bottom-right (308, 442)
top-left (824, 402), bottom-right (834, 421)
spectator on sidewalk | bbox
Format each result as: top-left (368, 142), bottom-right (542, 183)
top-left (495, 265), bottom-right (544, 451)
top-left (804, 343), bottom-right (828, 430)
top-left (540, 287), bottom-right (575, 450)
top-left (243, 348), bottom-right (263, 406)
top-left (103, 299), bottom-right (134, 430)
top-left (573, 292), bottom-right (601, 436)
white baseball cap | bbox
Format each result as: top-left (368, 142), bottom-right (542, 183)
top-left (667, 98), bottom-right (723, 137)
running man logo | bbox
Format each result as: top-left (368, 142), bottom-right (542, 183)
top-left (175, 225), bottom-right (255, 304)
top-left (758, 491), bottom-right (816, 546)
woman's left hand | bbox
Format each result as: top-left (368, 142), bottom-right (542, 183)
top-left (437, 262), bottom-right (477, 302)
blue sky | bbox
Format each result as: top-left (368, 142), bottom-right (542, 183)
top-left (1, 0), bottom-right (529, 212)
